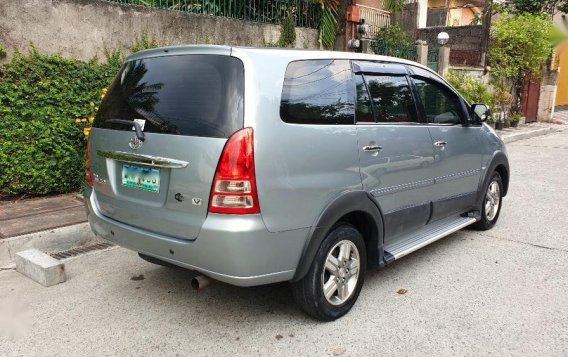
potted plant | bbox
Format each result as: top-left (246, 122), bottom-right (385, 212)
top-left (510, 112), bottom-right (521, 128)
top-left (495, 116), bottom-right (505, 130)
top-left (493, 84), bottom-right (513, 131)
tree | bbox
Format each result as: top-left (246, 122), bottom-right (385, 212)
top-left (489, 13), bottom-right (562, 112)
top-left (498, 0), bottom-right (568, 16)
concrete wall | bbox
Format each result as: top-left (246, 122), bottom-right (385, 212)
top-left (392, 2), bottom-right (419, 37)
top-left (538, 68), bottom-right (559, 122)
top-left (449, 66), bottom-right (490, 84)
top-left (0, 0), bottom-right (320, 63)
top-left (556, 43), bottom-right (568, 107)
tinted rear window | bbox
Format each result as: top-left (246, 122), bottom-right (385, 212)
top-left (280, 60), bottom-right (355, 125)
top-left (94, 55), bottom-right (244, 138)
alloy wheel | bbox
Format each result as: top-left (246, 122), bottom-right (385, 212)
top-left (485, 180), bottom-right (501, 221)
top-left (321, 240), bottom-right (361, 306)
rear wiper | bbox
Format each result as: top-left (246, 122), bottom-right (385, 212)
top-left (107, 119), bottom-right (146, 142)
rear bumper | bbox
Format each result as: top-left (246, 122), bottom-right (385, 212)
top-left (85, 189), bottom-right (308, 287)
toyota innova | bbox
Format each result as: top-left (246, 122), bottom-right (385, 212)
top-left (85, 46), bottom-right (509, 320)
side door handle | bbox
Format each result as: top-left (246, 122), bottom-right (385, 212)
top-left (363, 145), bottom-right (382, 152)
top-left (433, 140), bottom-right (447, 148)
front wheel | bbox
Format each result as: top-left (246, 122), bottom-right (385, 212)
top-left (292, 224), bottom-right (366, 321)
top-left (472, 172), bottom-right (503, 230)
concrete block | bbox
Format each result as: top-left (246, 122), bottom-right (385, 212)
top-left (1, 222), bottom-right (100, 267)
top-left (15, 249), bottom-right (66, 287)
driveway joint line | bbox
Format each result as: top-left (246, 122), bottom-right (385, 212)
top-left (473, 232), bottom-right (568, 253)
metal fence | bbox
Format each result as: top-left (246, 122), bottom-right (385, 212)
top-left (102, 0), bottom-right (322, 28)
top-left (371, 40), bottom-right (417, 62)
top-left (357, 5), bottom-right (391, 38)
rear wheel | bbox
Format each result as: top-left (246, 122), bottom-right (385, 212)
top-left (472, 172), bottom-right (503, 230)
top-left (292, 224), bottom-right (366, 321)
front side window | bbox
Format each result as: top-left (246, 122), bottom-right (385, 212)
top-left (280, 60), bottom-right (355, 125)
top-left (412, 77), bottom-right (464, 125)
top-left (364, 75), bottom-right (418, 123)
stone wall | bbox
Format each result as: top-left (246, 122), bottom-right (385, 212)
top-left (0, 0), bottom-right (320, 63)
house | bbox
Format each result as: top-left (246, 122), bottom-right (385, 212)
top-left (425, 0), bottom-right (484, 27)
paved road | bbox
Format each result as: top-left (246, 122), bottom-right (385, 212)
top-left (1, 130), bottom-right (567, 356)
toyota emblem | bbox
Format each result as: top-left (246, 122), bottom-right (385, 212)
top-left (129, 136), bottom-right (143, 150)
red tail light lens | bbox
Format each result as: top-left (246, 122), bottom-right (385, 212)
top-left (208, 128), bottom-right (260, 214)
top-left (86, 137), bottom-right (93, 187)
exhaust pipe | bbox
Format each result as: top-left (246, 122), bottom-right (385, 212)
top-left (191, 275), bottom-right (211, 290)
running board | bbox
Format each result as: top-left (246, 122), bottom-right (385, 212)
top-left (384, 216), bottom-right (477, 261)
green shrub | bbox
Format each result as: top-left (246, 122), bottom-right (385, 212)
top-left (374, 23), bottom-right (413, 48)
top-left (0, 46), bottom-right (6, 59)
top-left (446, 70), bottom-right (493, 109)
top-left (262, 14), bottom-right (297, 48)
top-left (278, 14), bottom-right (297, 48)
top-left (0, 49), bottom-right (121, 195)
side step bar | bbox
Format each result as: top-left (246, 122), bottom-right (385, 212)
top-left (384, 216), bottom-right (477, 261)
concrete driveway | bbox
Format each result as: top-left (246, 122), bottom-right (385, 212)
top-left (1, 130), bottom-right (567, 356)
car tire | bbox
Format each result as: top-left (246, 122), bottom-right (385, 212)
top-left (138, 253), bottom-right (177, 268)
top-left (291, 223), bottom-right (366, 321)
top-left (472, 171), bottom-right (503, 230)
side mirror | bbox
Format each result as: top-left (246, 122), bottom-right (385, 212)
top-left (471, 104), bottom-right (490, 123)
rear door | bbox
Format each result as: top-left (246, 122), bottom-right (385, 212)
top-left (353, 62), bottom-right (436, 243)
top-left (90, 52), bottom-right (244, 240)
top-left (408, 66), bottom-right (483, 221)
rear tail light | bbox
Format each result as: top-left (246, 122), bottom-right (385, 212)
top-left (208, 128), bottom-right (260, 214)
top-left (86, 137), bottom-right (93, 187)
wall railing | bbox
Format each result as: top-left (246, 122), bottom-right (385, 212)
top-left (102, 0), bottom-right (322, 29)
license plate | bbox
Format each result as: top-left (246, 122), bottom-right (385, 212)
top-left (121, 164), bottom-right (160, 193)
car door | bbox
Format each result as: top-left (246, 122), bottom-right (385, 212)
top-left (408, 66), bottom-right (483, 222)
top-left (353, 61), bottom-right (436, 244)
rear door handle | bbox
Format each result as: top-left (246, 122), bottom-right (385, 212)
top-left (433, 140), bottom-right (447, 148)
top-left (363, 145), bottom-right (382, 152)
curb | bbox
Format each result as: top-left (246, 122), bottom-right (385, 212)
top-left (0, 222), bottom-right (100, 267)
top-left (501, 127), bottom-right (558, 144)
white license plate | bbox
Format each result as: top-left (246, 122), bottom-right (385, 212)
top-left (121, 164), bottom-right (160, 193)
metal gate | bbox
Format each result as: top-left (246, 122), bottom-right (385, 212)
top-left (427, 45), bottom-right (439, 72)
top-left (522, 80), bottom-right (541, 123)
top-left (371, 40), bottom-right (417, 62)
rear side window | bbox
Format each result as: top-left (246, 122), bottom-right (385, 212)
top-left (364, 75), bottom-right (418, 123)
top-left (94, 55), bottom-right (244, 138)
top-left (280, 60), bottom-right (354, 125)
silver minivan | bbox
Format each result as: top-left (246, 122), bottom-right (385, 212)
top-left (85, 46), bottom-right (509, 320)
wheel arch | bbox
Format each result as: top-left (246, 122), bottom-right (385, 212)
top-left (291, 190), bottom-right (384, 282)
top-left (477, 151), bottom-right (510, 207)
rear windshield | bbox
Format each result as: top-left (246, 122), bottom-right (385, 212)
top-left (94, 55), bottom-right (244, 138)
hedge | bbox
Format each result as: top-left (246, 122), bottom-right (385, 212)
top-left (0, 49), bottom-right (122, 195)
